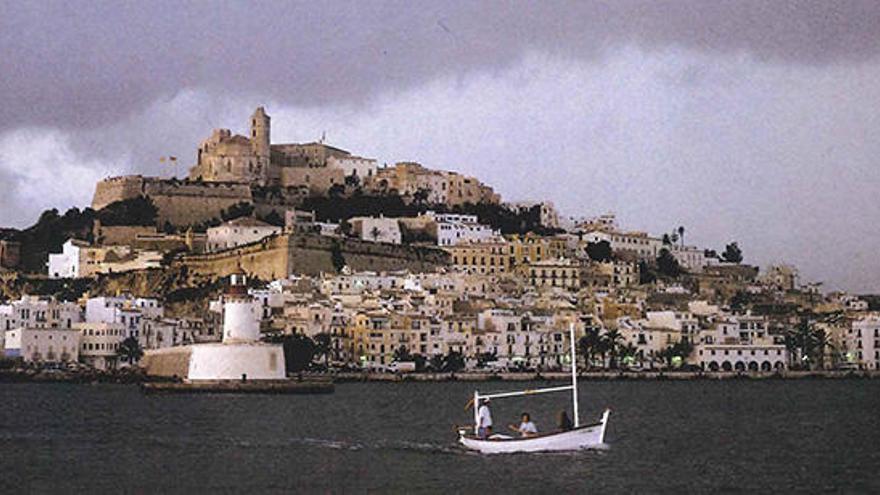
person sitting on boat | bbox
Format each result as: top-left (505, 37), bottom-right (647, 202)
top-left (509, 412), bottom-right (538, 437)
top-left (558, 410), bottom-right (574, 431)
top-left (477, 398), bottom-right (493, 439)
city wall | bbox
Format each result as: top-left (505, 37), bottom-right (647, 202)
top-left (91, 176), bottom-right (252, 227)
top-left (178, 233), bottom-right (450, 280)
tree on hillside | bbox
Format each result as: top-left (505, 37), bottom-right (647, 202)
top-left (260, 210), bottom-right (284, 227)
top-left (412, 187), bottom-right (431, 206)
top-left (656, 248), bottom-right (681, 277)
top-left (330, 241), bottom-right (346, 273)
top-left (721, 242), bottom-right (743, 263)
top-left (344, 174), bottom-right (360, 188)
top-left (638, 260), bottom-right (657, 285)
top-left (729, 291), bottom-right (751, 312)
top-left (585, 240), bottom-right (613, 262)
top-left (220, 202), bottom-right (254, 222)
top-left (662, 233), bottom-right (671, 246)
top-left (98, 196), bottom-right (158, 226)
top-left (328, 183), bottom-right (346, 198)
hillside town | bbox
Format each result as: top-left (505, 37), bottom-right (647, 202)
top-left (1, 107), bottom-right (878, 377)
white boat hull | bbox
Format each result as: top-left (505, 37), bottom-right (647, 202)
top-left (459, 410), bottom-right (610, 454)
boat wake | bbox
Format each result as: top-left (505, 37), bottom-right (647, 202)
top-left (135, 434), bottom-right (608, 456)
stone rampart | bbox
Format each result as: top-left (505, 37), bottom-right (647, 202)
top-left (178, 233), bottom-right (449, 280)
top-left (91, 176), bottom-right (253, 227)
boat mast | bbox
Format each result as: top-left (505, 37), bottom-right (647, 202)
top-left (569, 323), bottom-right (580, 428)
top-left (473, 390), bottom-right (480, 432)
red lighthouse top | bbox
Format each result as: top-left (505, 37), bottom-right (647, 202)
top-left (226, 271), bottom-right (248, 297)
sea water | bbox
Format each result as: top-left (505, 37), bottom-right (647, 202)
top-left (1, 380), bottom-right (878, 492)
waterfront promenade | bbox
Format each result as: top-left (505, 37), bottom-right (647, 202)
top-left (332, 369), bottom-right (879, 382)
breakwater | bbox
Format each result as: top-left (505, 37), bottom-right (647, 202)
top-left (140, 378), bottom-right (334, 394)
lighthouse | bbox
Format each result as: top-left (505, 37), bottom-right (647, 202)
top-left (222, 272), bottom-right (261, 343)
top-left (141, 273), bottom-right (286, 382)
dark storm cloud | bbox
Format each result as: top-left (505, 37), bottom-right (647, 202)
top-left (1, 0), bottom-right (878, 131)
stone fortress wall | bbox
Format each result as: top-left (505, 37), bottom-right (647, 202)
top-left (92, 175), bottom-right (252, 227)
top-left (178, 233), bottom-right (450, 280)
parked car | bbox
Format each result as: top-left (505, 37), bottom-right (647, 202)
top-left (388, 361), bottom-right (416, 373)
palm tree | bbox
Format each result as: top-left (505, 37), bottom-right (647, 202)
top-left (429, 354), bottom-right (445, 372)
top-left (677, 226), bottom-right (685, 247)
top-left (578, 327), bottom-right (603, 369)
top-left (602, 329), bottom-right (625, 369)
top-left (783, 332), bottom-right (800, 369)
top-left (672, 339), bottom-right (694, 366)
top-left (117, 336), bottom-right (144, 366)
top-left (313, 333), bottom-right (332, 366)
top-left (786, 319), bottom-right (815, 369)
top-left (620, 343), bottom-right (639, 368)
top-left (810, 327), bottom-right (831, 370)
top-left (393, 345), bottom-right (412, 362)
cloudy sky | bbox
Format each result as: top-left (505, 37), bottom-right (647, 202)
top-left (1, 1), bottom-right (879, 291)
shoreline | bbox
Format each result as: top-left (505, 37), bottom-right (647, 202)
top-left (330, 370), bottom-right (880, 382)
top-left (2, 369), bottom-right (878, 385)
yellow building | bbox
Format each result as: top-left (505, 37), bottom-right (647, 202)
top-left (506, 233), bottom-right (566, 269)
top-left (445, 241), bottom-right (512, 275)
top-left (526, 258), bottom-right (581, 290)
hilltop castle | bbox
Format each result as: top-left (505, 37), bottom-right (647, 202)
top-left (188, 107), bottom-right (377, 190)
top-left (92, 106), bottom-right (499, 227)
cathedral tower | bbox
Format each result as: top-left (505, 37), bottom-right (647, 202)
top-left (250, 106), bottom-right (271, 159)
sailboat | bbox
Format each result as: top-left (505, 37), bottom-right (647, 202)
top-left (458, 324), bottom-right (611, 454)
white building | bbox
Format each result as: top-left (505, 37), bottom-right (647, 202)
top-left (47, 239), bottom-right (89, 278)
top-left (840, 315), bottom-right (880, 370)
top-left (47, 238), bottom-right (160, 279)
top-left (579, 229), bottom-right (663, 260)
top-left (206, 217), bottom-right (281, 252)
top-left (76, 322), bottom-right (126, 370)
top-left (694, 315), bottom-right (787, 372)
top-left (0, 296), bottom-right (82, 332)
top-left (349, 216), bottom-right (402, 244)
top-left (327, 155), bottom-right (378, 179)
top-left (670, 245), bottom-right (709, 273)
top-left (4, 327), bottom-right (81, 363)
top-left (426, 212), bottom-right (497, 247)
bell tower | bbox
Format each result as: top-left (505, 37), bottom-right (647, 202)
top-left (250, 106), bottom-right (271, 160)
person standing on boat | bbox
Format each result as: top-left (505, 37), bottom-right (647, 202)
top-left (477, 398), bottom-right (493, 439)
top-left (509, 413), bottom-right (538, 437)
top-left (558, 410), bottom-right (574, 431)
